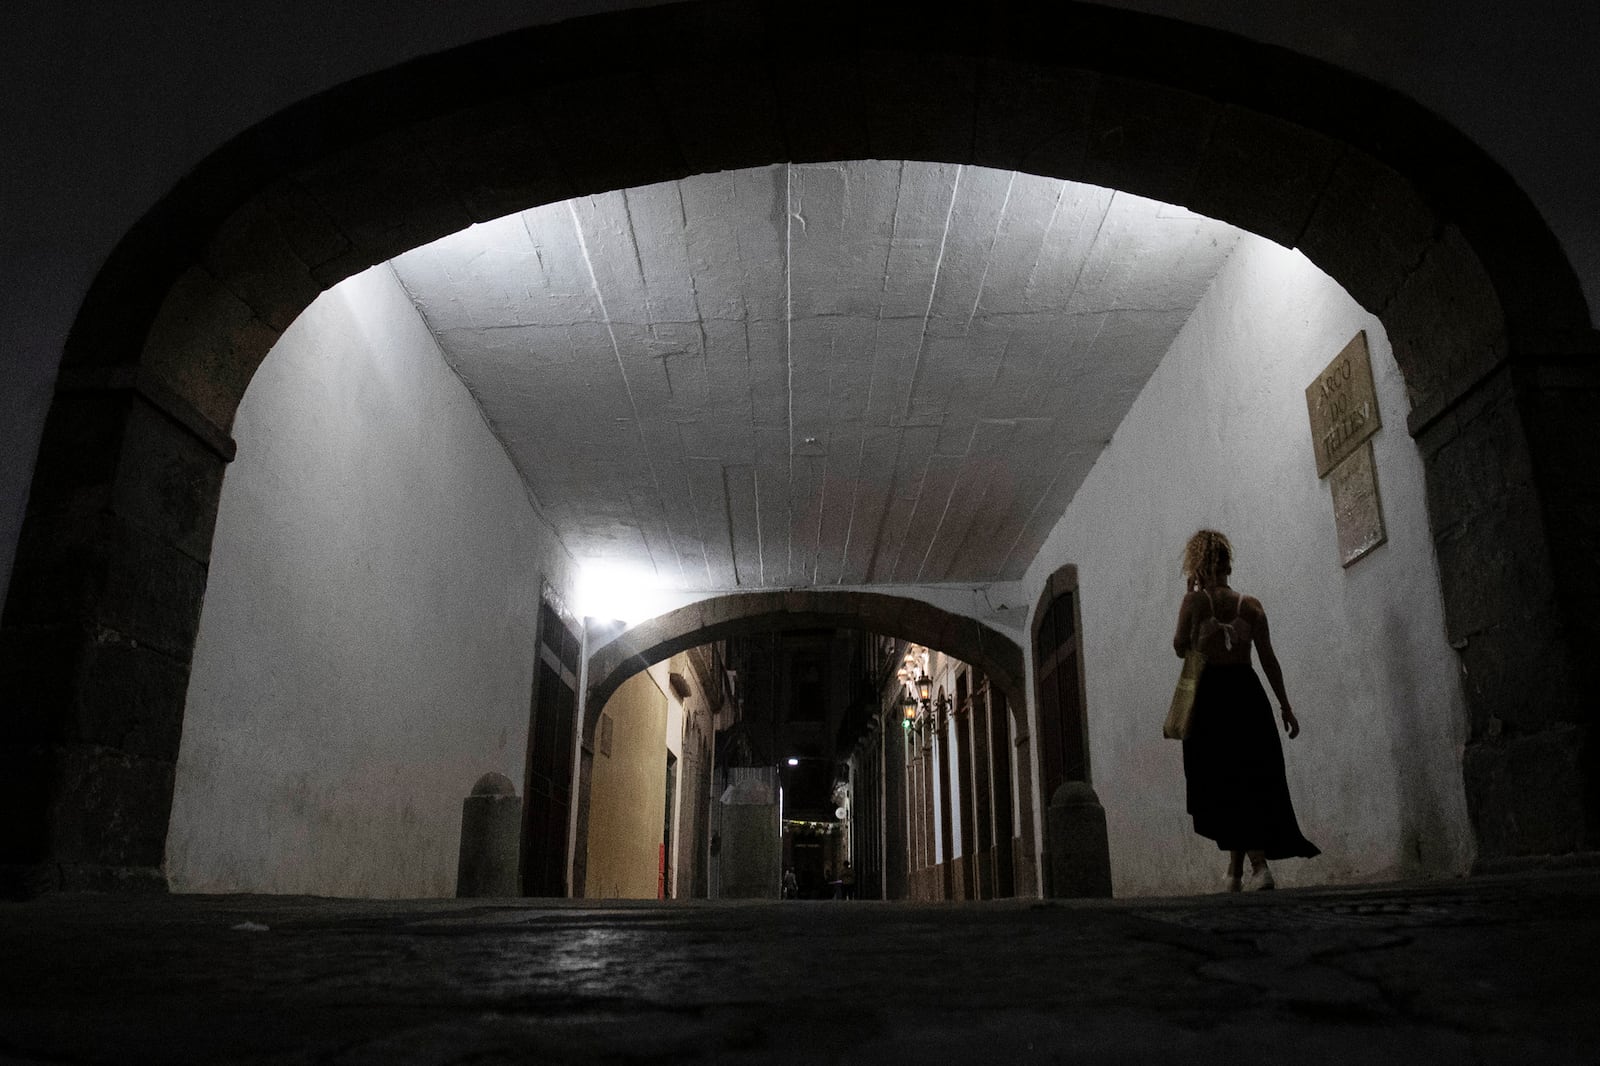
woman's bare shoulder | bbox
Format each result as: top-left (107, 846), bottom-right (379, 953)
top-left (1239, 594), bottom-right (1267, 619)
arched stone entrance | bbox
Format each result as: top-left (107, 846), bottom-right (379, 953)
top-left (586, 590), bottom-right (1025, 716)
top-left (3, 0), bottom-right (1594, 894)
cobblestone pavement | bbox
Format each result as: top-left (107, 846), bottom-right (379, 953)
top-left (3, 868), bottom-right (1599, 1064)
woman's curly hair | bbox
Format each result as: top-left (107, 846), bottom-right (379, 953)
top-left (1182, 529), bottom-right (1234, 588)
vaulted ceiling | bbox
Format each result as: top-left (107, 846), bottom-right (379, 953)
top-left (389, 160), bottom-right (1242, 591)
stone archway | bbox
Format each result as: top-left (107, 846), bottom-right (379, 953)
top-left (3, 0), bottom-right (1595, 895)
top-left (585, 590), bottom-right (1025, 720)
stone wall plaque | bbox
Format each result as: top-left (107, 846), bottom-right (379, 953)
top-left (1329, 440), bottom-right (1386, 566)
top-left (1306, 331), bottom-right (1381, 477)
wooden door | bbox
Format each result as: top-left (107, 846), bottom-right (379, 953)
top-left (521, 598), bottom-right (580, 896)
top-left (1034, 586), bottom-right (1087, 808)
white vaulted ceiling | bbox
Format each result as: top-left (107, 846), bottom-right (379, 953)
top-left (389, 161), bottom-right (1241, 591)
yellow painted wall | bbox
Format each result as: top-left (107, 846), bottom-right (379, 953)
top-left (584, 670), bottom-right (668, 898)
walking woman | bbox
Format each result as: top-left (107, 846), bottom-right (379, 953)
top-left (1173, 530), bottom-right (1319, 891)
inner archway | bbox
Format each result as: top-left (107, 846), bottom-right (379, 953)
top-left (578, 606), bottom-right (1028, 900)
top-left (586, 591), bottom-right (1025, 716)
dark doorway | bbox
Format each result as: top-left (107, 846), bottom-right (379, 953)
top-left (662, 752), bottom-right (677, 899)
top-left (521, 595), bottom-right (580, 896)
top-left (1035, 583), bottom-right (1088, 807)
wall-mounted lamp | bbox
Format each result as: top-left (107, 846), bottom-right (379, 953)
top-left (915, 672), bottom-right (933, 705)
top-left (786, 757), bottom-right (800, 766)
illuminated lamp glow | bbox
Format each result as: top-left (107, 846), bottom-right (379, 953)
top-left (575, 560), bottom-right (671, 624)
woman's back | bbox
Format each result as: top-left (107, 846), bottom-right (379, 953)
top-left (1192, 587), bottom-right (1254, 664)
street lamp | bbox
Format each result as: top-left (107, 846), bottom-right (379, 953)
top-left (915, 671), bottom-right (933, 705)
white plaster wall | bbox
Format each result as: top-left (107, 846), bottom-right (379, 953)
top-left (1023, 236), bottom-right (1475, 896)
top-left (166, 265), bottom-right (576, 897)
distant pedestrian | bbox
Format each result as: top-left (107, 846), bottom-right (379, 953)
top-left (841, 861), bottom-right (855, 900)
top-left (782, 867), bottom-right (798, 900)
top-left (1173, 530), bottom-right (1319, 892)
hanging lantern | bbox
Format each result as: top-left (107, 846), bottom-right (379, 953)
top-left (916, 672), bottom-right (933, 704)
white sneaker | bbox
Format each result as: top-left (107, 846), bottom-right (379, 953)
top-left (1246, 863), bottom-right (1276, 891)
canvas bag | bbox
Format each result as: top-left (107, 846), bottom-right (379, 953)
top-left (1163, 649), bottom-right (1205, 740)
top-left (1163, 590), bottom-right (1216, 740)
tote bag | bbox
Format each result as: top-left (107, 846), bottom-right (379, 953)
top-left (1164, 650), bottom-right (1205, 739)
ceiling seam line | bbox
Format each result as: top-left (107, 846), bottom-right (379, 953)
top-left (994, 451), bottom-right (1071, 577)
top-left (881, 164), bottom-right (963, 584)
top-left (913, 431), bottom-right (974, 581)
top-left (1061, 191), bottom-right (1115, 316)
top-left (898, 164), bottom-right (964, 425)
top-left (964, 171), bottom-right (1018, 336)
top-left (567, 197), bottom-right (664, 580)
top-left (784, 161), bottom-right (795, 584)
top-left (836, 160), bottom-right (907, 584)
top-left (675, 179), bottom-right (714, 589)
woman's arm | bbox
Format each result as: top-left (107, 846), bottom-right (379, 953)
top-left (1173, 589), bottom-right (1203, 657)
top-left (1250, 600), bottom-right (1299, 738)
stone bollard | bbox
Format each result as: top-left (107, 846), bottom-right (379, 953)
top-left (456, 772), bottom-right (522, 897)
top-left (1045, 781), bottom-right (1114, 898)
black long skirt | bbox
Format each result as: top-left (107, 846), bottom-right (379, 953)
top-left (1182, 662), bottom-right (1320, 860)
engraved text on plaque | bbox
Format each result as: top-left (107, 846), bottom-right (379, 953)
top-left (1305, 331), bottom-right (1381, 477)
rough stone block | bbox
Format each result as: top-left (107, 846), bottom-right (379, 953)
top-left (1431, 489), bottom-right (1552, 643)
top-left (534, 75), bottom-right (688, 202)
top-left (1076, 76), bottom-right (1217, 208)
top-left (1383, 225), bottom-right (1507, 405)
top-left (111, 399), bottom-right (229, 564)
top-left (1422, 386), bottom-right (1533, 535)
top-left (860, 50), bottom-right (977, 164)
top-left (1, 627), bottom-right (188, 759)
top-left (975, 60), bottom-right (1095, 176)
top-left (656, 63), bottom-right (786, 177)
top-left (771, 58), bottom-right (872, 165)
top-left (7, 513), bottom-right (208, 661)
top-left (0, 744), bottom-right (176, 871)
top-left (257, 178), bottom-right (353, 274)
top-left (1457, 617), bottom-right (1581, 737)
top-left (16, 389), bottom-right (138, 522)
top-left (412, 100), bottom-right (573, 225)
top-left (1187, 107), bottom-right (1342, 247)
top-left (1522, 367), bottom-right (1600, 495)
top-left (140, 264), bottom-right (280, 434)
top-left (1464, 726), bottom-right (1586, 858)
top-left (19, 384), bottom-right (228, 567)
top-left (1297, 150), bottom-right (1440, 316)
top-left (202, 199), bottom-right (325, 334)
top-left (292, 128), bottom-right (477, 286)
